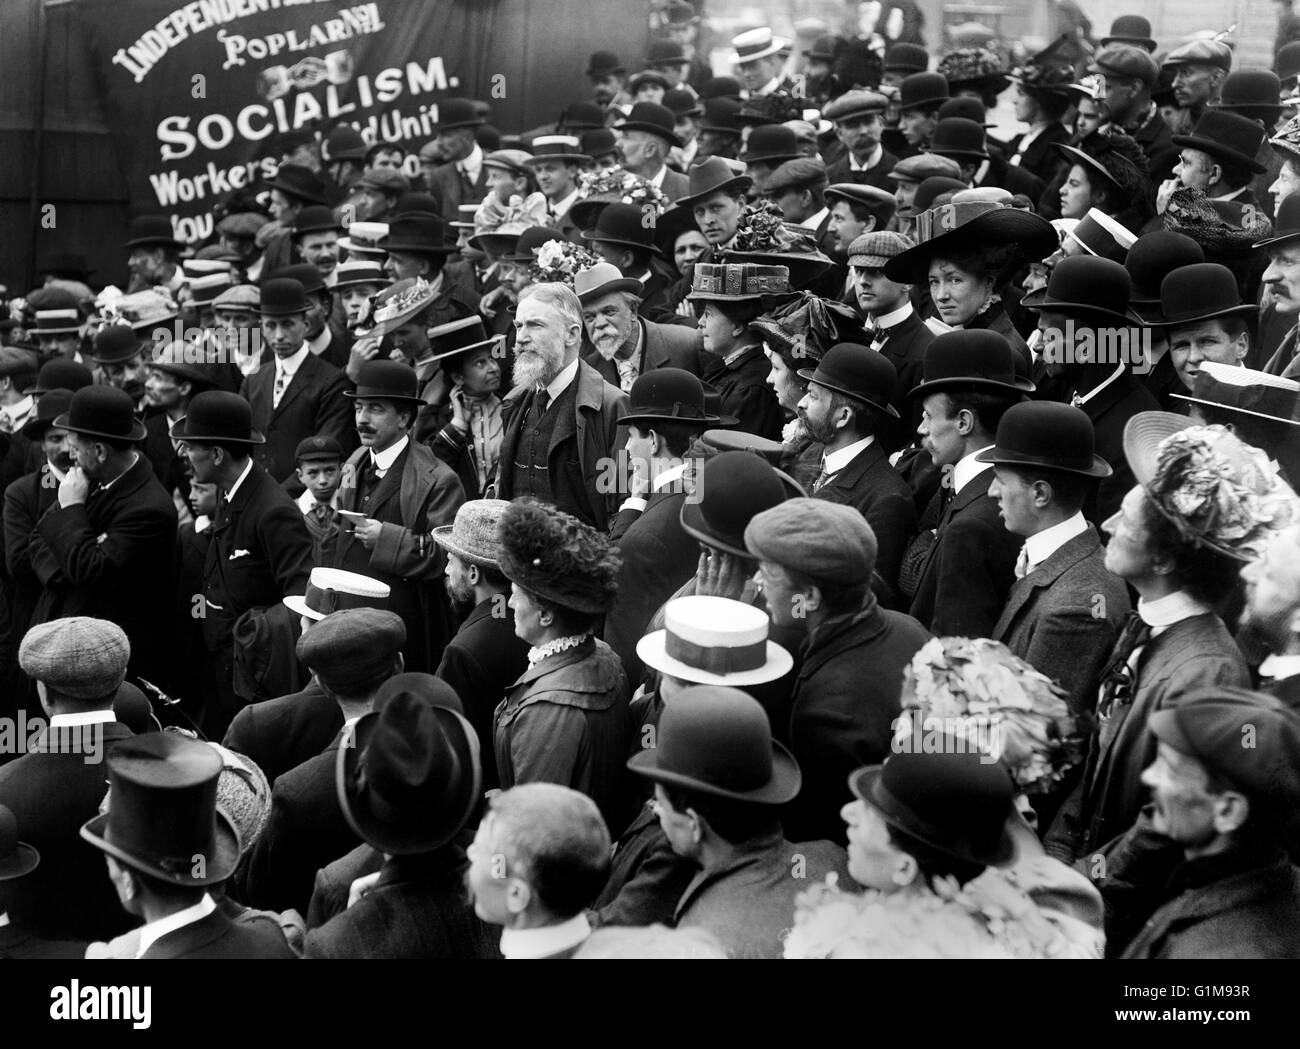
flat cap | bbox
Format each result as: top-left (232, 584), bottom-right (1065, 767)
top-left (355, 168), bottom-right (411, 194)
top-left (1092, 43), bottom-right (1160, 85)
top-left (1163, 39), bottom-right (1233, 73)
top-left (212, 284), bottom-right (260, 311)
top-left (825, 182), bottom-right (895, 209)
top-left (847, 230), bottom-right (915, 268)
top-left (19, 617), bottom-right (130, 700)
top-left (295, 434), bottom-right (345, 462)
top-left (216, 212), bottom-right (270, 239)
top-left (1149, 687), bottom-right (1300, 809)
top-left (0, 346), bottom-right (40, 378)
top-left (822, 90), bottom-right (889, 123)
top-left (483, 149), bottom-right (533, 175)
top-left (763, 156), bottom-right (829, 195)
top-left (887, 152), bottom-right (963, 184)
top-left (743, 497), bottom-right (877, 584)
top-left (296, 607), bottom-right (406, 691)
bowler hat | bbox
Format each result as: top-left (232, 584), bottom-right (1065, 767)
top-left (170, 390), bottom-right (266, 444)
top-left (674, 157), bottom-right (752, 207)
top-left (1091, 43), bottom-right (1160, 85)
top-left (338, 675), bottom-right (481, 854)
top-left (257, 277), bottom-right (310, 317)
top-left (627, 684), bottom-right (801, 804)
top-left (79, 733), bottom-right (241, 887)
top-left (700, 76), bottom-right (742, 101)
top-left (680, 450), bottom-right (793, 558)
top-left (574, 261), bottom-right (644, 305)
top-left (581, 202), bottom-right (664, 256)
top-left (345, 359), bottom-right (426, 406)
top-left (0, 347), bottom-right (40, 386)
top-left (937, 96), bottom-right (995, 128)
top-left (1101, 15), bottom-right (1157, 51)
top-left (910, 330), bottom-right (1035, 399)
top-left (1156, 262), bottom-right (1257, 328)
top-left (324, 124), bottom-right (367, 162)
top-left (587, 50), bottom-right (625, 78)
top-left (618, 367), bottom-right (720, 427)
top-left (637, 595), bottom-right (793, 688)
top-left (1211, 69), bottom-right (1283, 122)
top-left (1172, 111), bottom-right (1268, 174)
top-left (284, 566), bottom-right (390, 621)
top-left (1023, 254), bottom-right (1136, 326)
top-left (1279, 42), bottom-right (1300, 84)
top-left (291, 205), bottom-right (343, 237)
top-left (433, 97), bottom-right (484, 131)
top-left (20, 387), bottom-right (74, 439)
top-left (54, 384), bottom-right (147, 443)
top-left (738, 124), bottom-right (800, 165)
top-left (928, 117), bottom-right (988, 160)
top-left (663, 88), bottom-right (703, 119)
top-left (429, 314), bottom-right (502, 364)
top-left (0, 805), bottom-right (38, 882)
top-left (976, 401), bottom-right (1111, 477)
top-left (848, 747), bottom-right (1016, 869)
top-left (377, 215), bottom-right (454, 255)
top-left (616, 102), bottom-right (684, 148)
top-left (522, 135), bottom-right (587, 165)
top-left (884, 200), bottom-right (1057, 285)
top-left (1172, 361), bottom-right (1300, 427)
top-left (699, 97), bottom-right (744, 135)
top-left (122, 214), bottom-right (181, 250)
top-left (25, 357), bottom-right (92, 396)
top-left (1255, 191), bottom-right (1300, 249)
top-left (559, 102), bottom-right (608, 132)
top-left (91, 324), bottom-right (146, 366)
top-left (885, 42), bottom-right (928, 74)
top-left (1124, 231), bottom-right (1205, 322)
top-left (898, 72), bottom-right (949, 111)
top-left (798, 342), bottom-right (899, 417)
top-left (266, 163), bottom-right (330, 205)
top-left (432, 498), bottom-right (512, 569)
top-left (579, 128), bottom-right (619, 162)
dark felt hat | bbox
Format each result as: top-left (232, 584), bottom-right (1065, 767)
top-left (90, 324), bottom-right (146, 366)
top-left (910, 330), bottom-right (1035, 399)
top-left (257, 277), bottom-right (310, 316)
top-left (1172, 110), bottom-right (1268, 174)
top-left (580, 128), bottom-right (619, 161)
top-left (429, 315), bottom-right (501, 364)
top-left (1101, 15), bottom-right (1157, 51)
top-left (20, 388), bottom-right (74, 439)
top-left (291, 205), bottom-right (343, 237)
top-left (0, 804), bottom-right (38, 882)
top-left (797, 342), bottom-right (899, 417)
top-left (38, 251), bottom-right (95, 281)
top-left (123, 214), bottom-right (181, 251)
top-left (885, 42), bottom-right (929, 74)
top-left (25, 357), bottom-right (93, 396)
top-left (377, 215), bottom-right (454, 255)
top-left (170, 389), bottom-right (265, 445)
top-left (1155, 262), bottom-right (1257, 328)
top-left (674, 157), bottom-right (752, 207)
top-left (79, 733), bottom-right (241, 887)
top-left (617, 367), bottom-right (720, 427)
top-left (573, 261), bottom-right (644, 305)
top-left (976, 401), bottom-right (1111, 477)
top-left (581, 202), bottom-right (664, 255)
top-left (54, 384), bottom-right (147, 443)
top-left (344, 359), bottom-right (426, 406)
top-left (1022, 254), bottom-right (1136, 326)
top-left (266, 163), bottom-right (330, 205)
top-left (297, 607), bottom-right (406, 691)
top-left (1255, 191), bottom-right (1300, 250)
top-left (928, 117), bottom-right (989, 160)
top-left (615, 102), bottom-right (684, 148)
top-left (700, 75), bottom-right (743, 100)
top-left (898, 72), bottom-right (949, 111)
top-left (679, 450), bottom-right (795, 558)
top-left (559, 101), bottom-right (608, 132)
top-left (884, 200), bottom-right (1057, 285)
top-left (1211, 69), bottom-right (1283, 122)
top-left (738, 124), bottom-right (800, 164)
top-left (432, 98), bottom-right (484, 131)
top-left (1124, 230), bottom-right (1205, 321)
top-left (500, 225), bottom-right (566, 264)
top-left (587, 50), bottom-right (625, 78)
top-left (663, 88), bottom-right (704, 120)
top-left (699, 97), bottom-right (744, 135)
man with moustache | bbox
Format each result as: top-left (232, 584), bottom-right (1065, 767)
top-left (332, 360), bottom-right (465, 675)
top-left (496, 283), bottom-right (629, 531)
top-left (1162, 39), bottom-right (1232, 133)
top-left (1260, 195), bottom-right (1300, 376)
top-left (290, 207), bottom-right (342, 287)
top-left (1240, 523), bottom-right (1300, 707)
top-left (89, 326), bottom-right (149, 412)
top-left (432, 499), bottom-right (529, 789)
top-left (824, 91), bottom-right (898, 191)
top-left (138, 344), bottom-right (214, 503)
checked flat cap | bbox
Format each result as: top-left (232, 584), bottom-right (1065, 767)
top-left (19, 617), bottom-right (130, 700)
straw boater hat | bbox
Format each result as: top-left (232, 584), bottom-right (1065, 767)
top-left (337, 221), bottom-right (390, 258)
top-left (1171, 362), bottom-right (1300, 428)
top-left (427, 315), bottom-right (503, 363)
top-left (637, 595), bottom-right (793, 687)
top-left (284, 566), bottom-right (391, 621)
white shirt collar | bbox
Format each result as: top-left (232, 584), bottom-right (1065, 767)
top-left (1137, 590), bottom-right (1212, 635)
top-left (871, 302), bottom-right (913, 329)
top-left (544, 358), bottom-right (580, 402)
top-left (371, 434), bottom-right (409, 472)
top-left (297, 488), bottom-right (339, 513)
top-left (953, 445), bottom-right (994, 495)
top-left (307, 326), bottom-right (332, 356)
top-left (972, 159), bottom-right (990, 186)
top-left (0, 912), bottom-right (8, 928)
top-left (3, 395), bottom-right (33, 425)
top-left (647, 165), bottom-right (668, 189)
top-left (848, 144), bottom-right (883, 171)
top-left (49, 710), bottom-right (116, 728)
top-left (275, 344), bottom-right (311, 377)
top-left (823, 434), bottom-right (874, 475)
top-left (798, 206), bottom-right (829, 231)
top-left (1260, 653), bottom-right (1300, 680)
top-left (194, 514), bottom-right (212, 534)
top-left (651, 461), bottom-right (689, 493)
top-left (1073, 362), bottom-right (1126, 407)
top-left (757, 76), bottom-right (781, 96)
top-left (460, 143), bottom-right (484, 184)
top-left (1212, 184), bottom-right (1249, 202)
top-left (136, 893), bottom-right (217, 959)
top-left (98, 453), bottom-right (140, 493)
top-left (226, 457), bottom-right (255, 502)
top-left (1023, 512), bottom-right (1088, 570)
top-left (499, 912), bottom-right (591, 959)
top-left (549, 187), bottom-right (581, 219)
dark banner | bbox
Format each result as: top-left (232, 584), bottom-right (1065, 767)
top-left (78, 0), bottom-right (648, 243)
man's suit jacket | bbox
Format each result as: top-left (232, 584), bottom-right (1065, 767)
top-left (813, 439), bottom-right (917, 606)
top-left (992, 527), bottom-right (1131, 715)
top-left (240, 351), bottom-right (355, 482)
top-left (141, 412), bottom-right (187, 497)
top-left (221, 678), bottom-right (342, 785)
top-left (634, 257), bottom-right (689, 325)
top-left (202, 462), bottom-right (314, 653)
top-left (27, 455), bottom-right (178, 682)
top-left (657, 167), bottom-right (691, 203)
top-left (3, 464), bottom-right (58, 648)
top-left (426, 161), bottom-right (490, 230)
top-left (908, 465), bottom-right (1019, 638)
top-left (0, 722), bottom-right (136, 941)
top-left (875, 309), bottom-right (932, 439)
top-left (603, 489), bottom-right (698, 685)
top-left (1132, 110), bottom-right (1179, 186)
top-left (1076, 374), bottom-right (1161, 523)
top-left (139, 906), bottom-right (296, 959)
top-left (0, 923), bottom-right (85, 959)
top-left (582, 317), bottom-right (718, 387)
top-left (824, 149), bottom-right (899, 192)
top-left (1264, 323), bottom-right (1300, 378)
top-left (303, 846), bottom-right (501, 959)
top-left (435, 595), bottom-right (530, 790)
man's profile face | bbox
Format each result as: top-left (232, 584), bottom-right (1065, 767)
top-left (1263, 245), bottom-right (1300, 315)
top-left (1172, 63), bottom-right (1219, 108)
top-left (1141, 742), bottom-right (1223, 846)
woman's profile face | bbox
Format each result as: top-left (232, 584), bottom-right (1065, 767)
top-left (763, 346), bottom-right (806, 411)
top-left (1059, 164), bottom-right (1093, 220)
top-left (842, 798), bottom-right (909, 892)
top-left (928, 257), bottom-right (994, 326)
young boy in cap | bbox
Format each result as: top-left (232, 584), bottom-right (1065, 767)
top-left (293, 434), bottom-right (344, 564)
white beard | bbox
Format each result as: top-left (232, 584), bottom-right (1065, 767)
top-left (512, 346), bottom-right (563, 390)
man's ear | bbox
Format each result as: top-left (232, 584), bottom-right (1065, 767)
top-left (1212, 790), bottom-right (1250, 836)
top-left (505, 876), bottom-right (532, 915)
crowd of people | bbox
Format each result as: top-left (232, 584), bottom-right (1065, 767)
top-left (4, 2), bottom-right (1300, 960)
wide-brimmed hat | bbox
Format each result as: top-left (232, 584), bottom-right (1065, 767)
top-left (54, 385), bottom-right (147, 443)
top-left (1124, 230), bottom-right (1205, 322)
top-left (674, 157), bottom-right (753, 208)
top-left (848, 747), bottom-right (1016, 869)
top-left (910, 330), bottom-right (1035, 400)
top-left (938, 47), bottom-right (1009, 93)
top-left (1101, 15), bottom-right (1157, 51)
top-left (338, 674), bottom-right (480, 855)
top-left (1171, 111), bottom-right (1268, 174)
top-left (428, 314), bottom-right (502, 365)
top-left (500, 225), bottom-right (566, 264)
top-left (574, 261), bottom-right (645, 306)
top-left (498, 499), bottom-right (620, 614)
top-left (687, 262), bottom-right (790, 302)
top-left (257, 277), bottom-right (310, 316)
top-left (370, 276), bottom-right (438, 334)
top-left (976, 401), bottom-right (1111, 478)
top-left (113, 289), bottom-right (180, 331)
top-left (679, 450), bottom-right (796, 558)
top-left (266, 163), bottom-right (330, 205)
top-left (637, 595), bottom-right (792, 688)
top-left (618, 367), bottom-right (721, 427)
top-left (123, 214), bottom-right (181, 250)
top-left (732, 26), bottom-right (788, 63)
top-left (1124, 412), bottom-right (1300, 561)
top-left (580, 202), bottom-right (665, 256)
top-left (628, 684), bottom-right (801, 804)
top-left (1172, 361), bottom-right (1300, 427)
top-left (523, 135), bottom-right (588, 165)
top-left (284, 567), bottom-right (391, 621)
top-left (1155, 262), bottom-right (1257, 329)
top-left (883, 200), bottom-right (1057, 285)
top-left (1055, 143), bottom-right (1122, 189)
top-left (170, 389), bottom-right (266, 445)
top-left (898, 71), bottom-right (949, 111)
top-left (80, 733), bottom-right (241, 887)
top-left (344, 359), bottom-right (426, 406)
top-left (797, 342), bottom-right (899, 417)
top-left (377, 215), bottom-right (454, 255)
top-left (0, 804), bottom-right (38, 882)
top-left (432, 498), bottom-right (511, 569)
top-left (90, 324), bottom-right (145, 366)
top-left (1023, 254), bottom-right (1136, 327)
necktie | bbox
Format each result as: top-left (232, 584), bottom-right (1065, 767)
top-left (533, 387), bottom-right (551, 419)
top-left (868, 323), bottom-right (886, 352)
top-left (311, 502), bottom-right (334, 525)
top-left (273, 366), bottom-right (288, 409)
top-left (369, 455), bottom-right (387, 481)
top-left (1014, 544), bottom-right (1032, 580)
top-left (813, 463), bottom-right (833, 493)
top-left (1097, 612), bottom-right (1154, 718)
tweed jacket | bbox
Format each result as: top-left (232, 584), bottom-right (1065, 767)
top-left (581, 317), bottom-right (717, 387)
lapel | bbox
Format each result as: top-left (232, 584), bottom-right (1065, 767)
top-left (994, 527), bottom-right (1101, 635)
top-left (211, 464), bottom-right (260, 540)
top-left (917, 466), bottom-right (992, 579)
top-left (273, 353), bottom-right (315, 417)
top-left (819, 438), bottom-right (886, 495)
top-left (1280, 328), bottom-right (1300, 380)
top-left (547, 385), bottom-right (578, 456)
top-left (364, 444), bottom-right (409, 517)
top-left (639, 319), bottom-right (670, 372)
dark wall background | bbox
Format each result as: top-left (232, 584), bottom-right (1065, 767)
top-left (0, 0), bottom-right (650, 295)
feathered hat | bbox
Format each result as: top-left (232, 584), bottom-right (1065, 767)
top-left (498, 500), bottom-right (622, 614)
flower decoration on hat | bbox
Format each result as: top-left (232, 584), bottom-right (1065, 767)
top-left (575, 166), bottom-right (670, 215)
top-left (937, 46), bottom-right (1008, 85)
top-left (529, 239), bottom-right (600, 287)
top-left (94, 288), bottom-right (178, 333)
top-left (724, 199), bottom-right (794, 254)
top-left (1009, 33), bottom-right (1076, 94)
top-left (1269, 113), bottom-right (1300, 163)
top-left (897, 637), bottom-right (1086, 793)
top-left (752, 290), bottom-right (859, 365)
top-left (371, 277), bottom-right (434, 328)
top-left (1148, 425), bottom-right (1300, 561)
